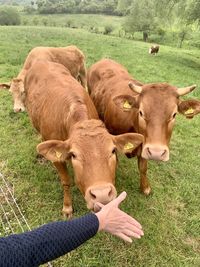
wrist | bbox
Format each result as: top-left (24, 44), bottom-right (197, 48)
top-left (95, 211), bottom-right (104, 232)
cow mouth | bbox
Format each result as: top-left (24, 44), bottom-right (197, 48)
top-left (85, 184), bottom-right (117, 211)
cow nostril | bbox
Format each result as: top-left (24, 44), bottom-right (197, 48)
top-left (108, 187), bottom-right (112, 198)
top-left (147, 147), bottom-right (152, 156)
top-left (14, 108), bottom-right (21, 113)
top-left (161, 150), bottom-right (167, 157)
top-left (90, 190), bottom-right (96, 200)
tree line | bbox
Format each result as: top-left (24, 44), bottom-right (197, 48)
top-left (36, 0), bottom-right (120, 15)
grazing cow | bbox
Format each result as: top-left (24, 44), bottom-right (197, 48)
top-left (87, 59), bottom-right (200, 195)
top-left (0, 45), bottom-right (87, 112)
top-left (149, 45), bottom-right (159, 55)
top-left (24, 60), bottom-right (143, 217)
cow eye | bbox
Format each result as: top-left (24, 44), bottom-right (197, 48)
top-left (112, 148), bottom-right (117, 155)
top-left (139, 110), bottom-right (143, 117)
top-left (70, 152), bottom-right (76, 159)
top-left (172, 112), bottom-right (177, 119)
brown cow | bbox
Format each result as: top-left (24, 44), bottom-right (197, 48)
top-left (24, 59), bottom-right (143, 217)
top-left (149, 45), bottom-right (159, 55)
top-left (0, 45), bottom-right (87, 112)
top-left (87, 59), bottom-right (200, 195)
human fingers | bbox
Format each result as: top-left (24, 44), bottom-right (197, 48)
top-left (124, 221), bottom-right (144, 236)
top-left (94, 202), bottom-right (104, 212)
top-left (114, 232), bottom-right (133, 243)
top-left (122, 228), bottom-right (143, 239)
top-left (120, 210), bottom-right (143, 229)
top-left (111, 191), bottom-right (127, 207)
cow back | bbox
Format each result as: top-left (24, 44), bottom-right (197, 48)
top-left (25, 60), bottom-right (98, 140)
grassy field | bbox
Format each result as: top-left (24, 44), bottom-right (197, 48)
top-left (0, 26), bottom-right (200, 267)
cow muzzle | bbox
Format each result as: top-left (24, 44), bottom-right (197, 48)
top-left (85, 183), bottom-right (117, 211)
top-left (142, 144), bottom-right (169, 161)
top-left (14, 103), bottom-right (25, 113)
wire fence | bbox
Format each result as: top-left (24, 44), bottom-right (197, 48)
top-left (0, 172), bottom-right (53, 267)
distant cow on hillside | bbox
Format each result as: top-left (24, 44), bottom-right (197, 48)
top-left (87, 58), bottom-right (200, 195)
top-left (24, 59), bottom-right (143, 217)
top-left (0, 45), bottom-right (87, 112)
top-left (149, 45), bottom-right (159, 55)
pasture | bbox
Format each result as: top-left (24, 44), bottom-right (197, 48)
top-left (0, 26), bottom-right (200, 266)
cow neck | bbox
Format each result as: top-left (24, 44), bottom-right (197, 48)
top-left (66, 102), bottom-right (93, 136)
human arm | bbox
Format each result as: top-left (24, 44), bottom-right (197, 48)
top-left (0, 192), bottom-right (143, 266)
top-left (0, 213), bottom-right (99, 267)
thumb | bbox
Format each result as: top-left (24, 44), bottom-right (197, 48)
top-left (94, 202), bottom-right (104, 212)
top-left (112, 191), bottom-right (127, 207)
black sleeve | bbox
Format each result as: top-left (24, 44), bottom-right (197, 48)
top-left (0, 213), bottom-right (99, 267)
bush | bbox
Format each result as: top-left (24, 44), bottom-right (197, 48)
top-left (42, 18), bottom-right (48, 26)
top-left (32, 17), bottom-right (39, 26)
top-left (0, 7), bottom-right (21, 25)
top-left (104, 25), bottom-right (114, 35)
top-left (65, 19), bottom-right (72, 27)
top-left (23, 6), bottom-right (35, 14)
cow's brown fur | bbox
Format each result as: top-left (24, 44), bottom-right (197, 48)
top-left (0, 45), bottom-right (87, 112)
top-left (87, 59), bottom-right (200, 195)
top-left (25, 60), bottom-right (143, 217)
top-left (149, 45), bottom-right (159, 55)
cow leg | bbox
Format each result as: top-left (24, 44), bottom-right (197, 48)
top-left (53, 162), bottom-right (73, 218)
top-left (137, 156), bottom-right (151, 195)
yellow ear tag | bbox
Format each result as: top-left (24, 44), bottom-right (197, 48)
top-left (55, 151), bottom-right (62, 159)
top-left (123, 100), bottom-right (132, 109)
top-left (124, 142), bottom-right (134, 150)
top-left (184, 108), bottom-right (194, 115)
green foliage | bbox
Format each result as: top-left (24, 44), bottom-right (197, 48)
top-left (36, 0), bottom-right (119, 15)
top-left (32, 16), bottom-right (39, 25)
top-left (0, 6), bottom-right (21, 25)
top-left (123, 0), bottom-right (157, 41)
top-left (104, 24), bottom-right (114, 34)
top-left (41, 17), bottom-right (48, 26)
top-left (116, 0), bottom-right (132, 15)
top-left (187, 0), bottom-right (200, 23)
top-left (23, 5), bottom-right (35, 14)
top-left (65, 19), bottom-right (72, 27)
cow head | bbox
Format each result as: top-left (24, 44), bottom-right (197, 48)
top-left (113, 82), bottom-right (199, 161)
top-left (0, 78), bottom-right (25, 112)
top-left (37, 120), bottom-right (143, 210)
top-left (10, 78), bottom-right (25, 112)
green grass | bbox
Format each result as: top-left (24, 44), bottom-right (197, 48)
top-left (21, 13), bottom-right (123, 35)
top-left (0, 26), bottom-right (200, 267)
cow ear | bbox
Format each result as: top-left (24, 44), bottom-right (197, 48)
top-left (178, 99), bottom-right (200, 119)
top-left (113, 133), bottom-right (144, 154)
top-left (112, 95), bottom-right (138, 111)
top-left (37, 140), bottom-right (71, 162)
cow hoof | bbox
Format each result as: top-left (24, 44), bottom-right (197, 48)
top-left (62, 206), bottom-right (73, 219)
top-left (143, 187), bottom-right (151, 195)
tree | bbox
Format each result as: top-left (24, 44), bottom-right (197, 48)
top-left (123, 0), bottom-right (157, 42)
top-left (187, 0), bottom-right (200, 23)
top-left (0, 7), bottom-right (21, 25)
top-left (116, 0), bottom-right (132, 15)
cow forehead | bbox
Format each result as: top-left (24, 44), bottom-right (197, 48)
top-left (140, 84), bottom-right (179, 111)
top-left (70, 120), bottom-right (114, 152)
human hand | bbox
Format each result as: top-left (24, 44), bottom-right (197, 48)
top-left (95, 191), bottom-right (144, 243)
